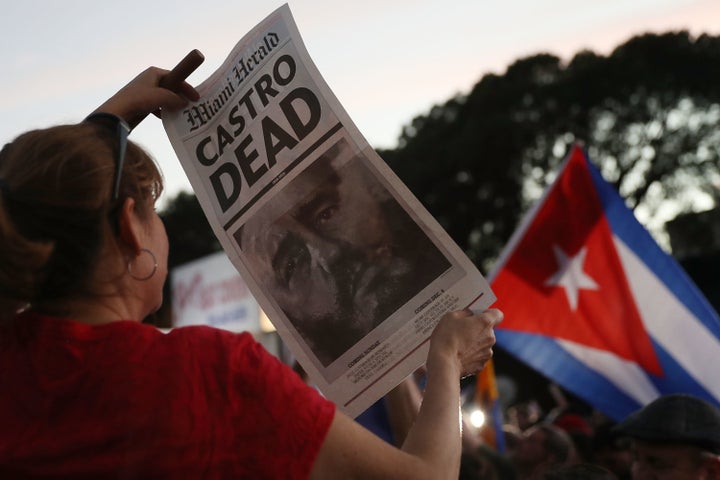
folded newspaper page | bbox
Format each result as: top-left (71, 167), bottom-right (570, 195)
top-left (163, 4), bottom-right (495, 417)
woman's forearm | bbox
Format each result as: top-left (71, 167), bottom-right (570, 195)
top-left (308, 309), bottom-right (500, 480)
top-left (400, 348), bottom-right (463, 477)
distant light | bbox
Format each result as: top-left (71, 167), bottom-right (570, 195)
top-left (470, 409), bottom-right (486, 428)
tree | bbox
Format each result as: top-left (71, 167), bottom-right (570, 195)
top-left (160, 191), bottom-right (221, 269)
top-left (148, 191), bottom-right (220, 327)
top-left (380, 31), bottom-right (720, 271)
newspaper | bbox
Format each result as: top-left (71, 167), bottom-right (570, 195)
top-left (163, 4), bottom-right (495, 417)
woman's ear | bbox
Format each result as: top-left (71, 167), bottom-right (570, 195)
top-left (117, 197), bottom-right (143, 255)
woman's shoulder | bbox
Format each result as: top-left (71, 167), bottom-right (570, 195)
top-left (160, 325), bottom-right (270, 365)
top-left (162, 324), bottom-right (255, 346)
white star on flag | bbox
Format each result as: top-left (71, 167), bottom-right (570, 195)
top-left (544, 245), bottom-right (599, 311)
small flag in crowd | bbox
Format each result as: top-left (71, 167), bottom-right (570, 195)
top-left (489, 145), bottom-right (720, 421)
top-left (476, 358), bottom-right (506, 452)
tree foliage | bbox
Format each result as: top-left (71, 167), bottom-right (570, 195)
top-left (160, 191), bottom-right (221, 271)
top-left (380, 31), bottom-right (720, 271)
top-left (150, 191), bottom-right (220, 327)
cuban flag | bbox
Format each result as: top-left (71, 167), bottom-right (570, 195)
top-left (490, 145), bottom-right (720, 421)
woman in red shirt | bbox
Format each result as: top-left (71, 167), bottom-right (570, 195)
top-left (0, 58), bottom-right (502, 479)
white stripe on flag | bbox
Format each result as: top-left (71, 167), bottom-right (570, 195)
top-left (615, 235), bottom-right (720, 401)
top-left (557, 339), bottom-right (660, 405)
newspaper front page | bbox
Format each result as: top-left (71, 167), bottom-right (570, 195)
top-left (163, 4), bottom-right (495, 417)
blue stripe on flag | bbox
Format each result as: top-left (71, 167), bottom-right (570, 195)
top-left (648, 338), bottom-right (719, 405)
top-left (496, 330), bottom-right (641, 421)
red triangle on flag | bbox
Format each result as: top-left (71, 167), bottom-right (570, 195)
top-left (492, 146), bottom-right (662, 376)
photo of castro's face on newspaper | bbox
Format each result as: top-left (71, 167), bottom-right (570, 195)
top-left (236, 138), bottom-right (451, 367)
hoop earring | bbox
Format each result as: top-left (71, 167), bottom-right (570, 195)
top-left (128, 248), bottom-right (158, 281)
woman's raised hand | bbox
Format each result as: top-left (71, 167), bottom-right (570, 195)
top-left (93, 50), bottom-right (203, 129)
top-left (428, 308), bottom-right (503, 377)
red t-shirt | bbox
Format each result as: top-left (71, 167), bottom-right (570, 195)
top-left (0, 312), bottom-right (335, 479)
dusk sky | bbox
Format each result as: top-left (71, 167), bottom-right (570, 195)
top-left (2, 0), bottom-right (718, 204)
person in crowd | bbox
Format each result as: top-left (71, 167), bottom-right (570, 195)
top-left (459, 449), bottom-right (500, 480)
top-left (502, 424), bottom-right (524, 456)
top-left (507, 401), bottom-right (543, 432)
top-left (590, 423), bottom-right (632, 480)
top-left (551, 412), bottom-right (594, 463)
top-left (460, 444), bottom-right (518, 480)
top-left (542, 463), bottom-right (618, 480)
top-left (0, 58), bottom-right (503, 478)
top-left (613, 393), bottom-right (720, 480)
top-left (510, 423), bottom-right (576, 479)
top-left (543, 384), bottom-right (593, 463)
